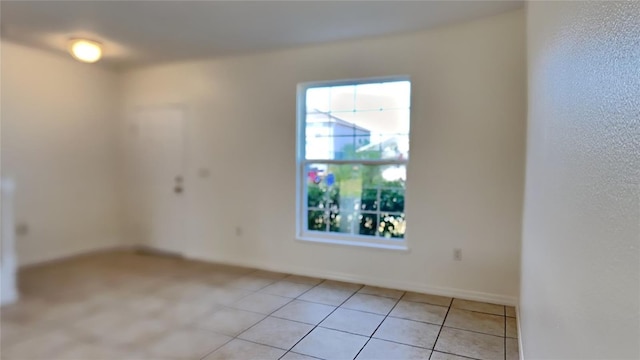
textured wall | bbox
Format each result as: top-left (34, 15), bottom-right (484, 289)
top-left (521, 2), bottom-right (640, 359)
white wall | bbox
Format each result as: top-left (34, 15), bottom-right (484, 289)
top-left (121, 9), bottom-right (526, 304)
top-left (521, 2), bottom-right (640, 359)
top-left (1, 41), bottom-right (124, 266)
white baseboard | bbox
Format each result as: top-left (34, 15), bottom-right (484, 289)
top-left (183, 251), bottom-right (518, 306)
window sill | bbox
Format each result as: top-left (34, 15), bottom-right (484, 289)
top-left (296, 235), bottom-right (410, 252)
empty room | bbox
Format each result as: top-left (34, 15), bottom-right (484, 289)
top-left (0, 1), bottom-right (638, 359)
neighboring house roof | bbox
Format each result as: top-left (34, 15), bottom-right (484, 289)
top-left (307, 109), bottom-right (371, 133)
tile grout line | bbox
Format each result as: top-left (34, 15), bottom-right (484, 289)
top-left (432, 350), bottom-right (484, 360)
top-left (436, 325), bottom-right (508, 339)
top-left (199, 278), bottom-right (357, 360)
top-left (278, 280), bottom-right (366, 360)
top-left (504, 306), bottom-right (507, 360)
top-left (351, 291), bottom-right (405, 360)
top-left (198, 277), bottom-right (339, 360)
top-left (428, 297), bottom-right (454, 360)
top-left (198, 277), bottom-right (307, 360)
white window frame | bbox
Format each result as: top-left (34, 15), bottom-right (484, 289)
top-left (295, 76), bottom-right (411, 251)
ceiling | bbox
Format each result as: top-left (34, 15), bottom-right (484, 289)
top-left (1, 1), bottom-right (523, 69)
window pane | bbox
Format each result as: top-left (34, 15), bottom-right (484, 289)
top-left (329, 85), bottom-right (355, 112)
top-left (355, 81), bottom-right (411, 111)
top-left (380, 188), bottom-right (405, 212)
top-left (360, 189), bottom-right (378, 211)
top-left (305, 163), bottom-right (407, 237)
top-left (359, 213), bottom-right (378, 236)
top-left (329, 210), bottom-right (354, 234)
top-left (304, 81), bottom-right (410, 161)
top-left (378, 213), bottom-right (406, 239)
top-left (308, 210), bottom-right (327, 232)
top-left (339, 109), bottom-right (410, 136)
top-left (306, 87), bottom-right (331, 112)
top-left (307, 184), bottom-right (324, 209)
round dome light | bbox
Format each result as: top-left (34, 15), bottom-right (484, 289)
top-left (69, 39), bottom-right (102, 63)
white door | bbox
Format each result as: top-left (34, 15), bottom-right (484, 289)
top-left (129, 107), bottom-right (186, 255)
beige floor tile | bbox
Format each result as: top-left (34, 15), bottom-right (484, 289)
top-left (202, 271), bottom-right (243, 285)
top-left (506, 306), bottom-right (517, 317)
top-left (1, 297), bottom-right (52, 325)
top-left (430, 351), bottom-right (471, 360)
top-left (506, 337), bottom-right (520, 360)
top-left (81, 288), bottom-right (141, 308)
top-left (356, 338), bottom-right (432, 360)
top-left (99, 317), bottom-right (172, 346)
top-left (507, 317), bottom-right (518, 338)
top-left (121, 295), bottom-right (172, 315)
top-left (373, 317), bottom-right (440, 349)
top-left (402, 292), bottom-right (453, 307)
top-left (259, 280), bottom-right (314, 298)
top-left (298, 286), bottom-right (355, 306)
top-left (444, 308), bottom-right (505, 336)
top-left (281, 351), bottom-right (320, 359)
top-left (153, 281), bottom-right (213, 301)
top-left (284, 274), bottom-right (324, 286)
top-left (231, 293), bottom-right (292, 314)
top-left (35, 298), bottom-right (98, 324)
top-left (158, 298), bottom-right (218, 325)
top-left (147, 327), bottom-right (232, 360)
top-left (196, 307), bottom-right (266, 336)
top-left (272, 299), bottom-right (336, 324)
top-left (390, 300), bottom-right (448, 325)
top-left (180, 290), bottom-right (229, 310)
top-left (292, 327), bottom-right (368, 360)
top-left (204, 339), bottom-right (286, 360)
top-left (70, 308), bottom-right (134, 340)
top-left (227, 275), bottom-right (278, 291)
top-left (341, 294), bottom-right (397, 315)
top-left (358, 285), bottom-right (405, 299)
top-left (0, 321), bottom-right (51, 348)
top-left (53, 342), bottom-right (141, 360)
top-left (3, 331), bottom-right (76, 360)
top-left (320, 308), bottom-right (384, 336)
top-left (318, 279), bottom-right (363, 292)
top-left (451, 299), bottom-right (504, 316)
top-left (435, 327), bottom-right (504, 360)
top-left (238, 317), bottom-right (313, 349)
top-left (198, 286), bottom-right (253, 306)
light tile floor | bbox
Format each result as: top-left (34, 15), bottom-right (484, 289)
top-left (1, 251), bottom-right (519, 360)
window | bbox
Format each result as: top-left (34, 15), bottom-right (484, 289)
top-left (297, 77), bottom-right (411, 249)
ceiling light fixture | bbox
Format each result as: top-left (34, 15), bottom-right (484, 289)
top-left (68, 38), bottom-right (103, 63)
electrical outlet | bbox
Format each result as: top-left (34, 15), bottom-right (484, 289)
top-left (453, 248), bottom-right (462, 261)
top-left (235, 226), bottom-right (243, 237)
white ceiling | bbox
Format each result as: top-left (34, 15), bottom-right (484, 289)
top-left (1, 1), bottom-right (523, 69)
